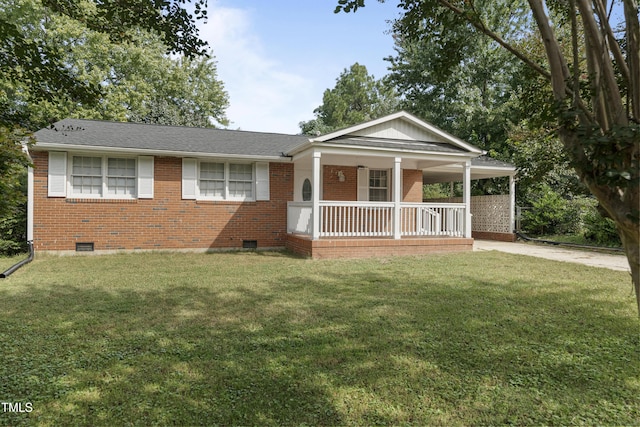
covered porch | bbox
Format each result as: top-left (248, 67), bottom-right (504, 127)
top-left (283, 112), bottom-right (515, 259)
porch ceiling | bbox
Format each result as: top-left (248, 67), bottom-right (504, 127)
top-left (317, 153), bottom-right (464, 170)
top-left (424, 160), bottom-right (516, 183)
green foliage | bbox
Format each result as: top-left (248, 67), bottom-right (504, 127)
top-left (521, 185), bottom-right (580, 235)
top-left (386, 2), bottom-right (529, 154)
top-left (1, 0), bottom-right (229, 130)
top-left (521, 191), bottom-right (623, 247)
top-left (422, 183), bottom-right (451, 200)
top-left (0, 127), bottom-right (31, 218)
top-left (299, 63), bottom-right (400, 135)
top-left (0, 252), bottom-right (637, 425)
top-left (0, 205), bottom-right (27, 255)
top-left (583, 205), bottom-right (622, 247)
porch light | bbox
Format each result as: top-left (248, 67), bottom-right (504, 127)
top-left (337, 170), bottom-right (346, 182)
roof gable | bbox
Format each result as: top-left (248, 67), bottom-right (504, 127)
top-left (311, 111), bottom-right (483, 154)
top-left (351, 118), bottom-right (446, 142)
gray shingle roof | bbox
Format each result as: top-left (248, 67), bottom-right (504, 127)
top-left (32, 119), bottom-right (515, 171)
top-left (33, 119), bottom-right (309, 158)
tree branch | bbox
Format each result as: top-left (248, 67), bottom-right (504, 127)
top-left (623, 0), bottom-right (640, 121)
top-left (436, 0), bottom-right (552, 80)
top-left (576, 0), bottom-right (626, 129)
top-left (526, 0), bottom-right (571, 100)
top-left (593, 0), bottom-right (631, 85)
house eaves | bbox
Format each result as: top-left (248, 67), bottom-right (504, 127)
top-left (32, 142), bottom-right (289, 161)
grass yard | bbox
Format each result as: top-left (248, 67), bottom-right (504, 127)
top-left (0, 253), bottom-right (29, 273)
top-left (0, 250), bottom-right (638, 426)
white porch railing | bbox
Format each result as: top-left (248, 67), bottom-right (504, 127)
top-left (322, 201), bottom-right (394, 237)
top-left (400, 203), bottom-right (466, 237)
top-left (287, 201), bottom-right (467, 238)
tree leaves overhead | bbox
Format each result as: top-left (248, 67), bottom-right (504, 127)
top-left (299, 63), bottom-right (400, 135)
top-left (41, 0), bottom-right (209, 57)
top-left (0, 0), bottom-right (210, 129)
top-left (1, 0), bottom-right (228, 130)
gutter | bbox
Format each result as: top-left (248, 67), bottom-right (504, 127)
top-left (32, 143), bottom-right (291, 162)
top-left (0, 242), bottom-right (34, 278)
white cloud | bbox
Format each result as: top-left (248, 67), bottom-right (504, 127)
top-left (198, 4), bottom-right (316, 134)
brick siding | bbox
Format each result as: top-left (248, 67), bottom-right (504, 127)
top-left (32, 152), bottom-right (294, 252)
top-left (322, 165), bottom-right (357, 200)
top-left (402, 169), bottom-right (423, 202)
top-left (321, 166), bottom-right (424, 202)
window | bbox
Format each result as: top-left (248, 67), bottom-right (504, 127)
top-left (107, 158), bottom-right (136, 196)
top-left (182, 159), bottom-right (269, 201)
top-left (369, 169), bottom-right (389, 201)
top-left (302, 178), bottom-right (312, 201)
top-left (71, 155), bottom-right (137, 197)
top-left (71, 156), bottom-right (102, 195)
top-left (229, 164), bottom-right (253, 198)
top-left (48, 152), bottom-right (153, 199)
top-left (194, 162), bottom-right (254, 200)
top-left (200, 162), bottom-right (225, 197)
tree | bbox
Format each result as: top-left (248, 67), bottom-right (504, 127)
top-left (336, 0), bottom-right (640, 312)
top-left (0, 0), bottom-right (215, 251)
top-left (0, 0), bottom-right (208, 118)
top-left (300, 63), bottom-right (400, 135)
top-left (386, 3), bottom-right (528, 155)
top-left (1, 0), bottom-right (228, 130)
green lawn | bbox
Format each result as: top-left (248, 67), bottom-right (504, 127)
top-left (0, 251), bottom-right (638, 426)
top-left (0, 253), bottom-right (29, 273)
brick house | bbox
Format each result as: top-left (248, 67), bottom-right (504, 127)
top-left (28, 111), bottom-right (516, 258)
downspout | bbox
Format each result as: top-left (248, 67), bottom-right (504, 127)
top-left (1, 144), bottom-right (35, 278)
top-left (0, 242), bottom-right (34, 278)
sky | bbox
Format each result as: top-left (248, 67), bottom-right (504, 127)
top-left (197, 0), bottom-right (402, 134)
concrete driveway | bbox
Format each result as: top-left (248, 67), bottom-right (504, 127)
top-left (473, 240), bottom-right (630, 272)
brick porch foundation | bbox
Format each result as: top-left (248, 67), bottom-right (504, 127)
top-left (285, 234), bottom-right (474, 259)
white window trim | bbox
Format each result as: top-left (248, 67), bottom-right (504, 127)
top-left (67, 153), bottom-right (139, 200)
top-left (196, 160), bottom-right (256, 201)
top-left (358, 168), bottom-right (392, 202)
top-left (369, 168), bottom-right (391, 202)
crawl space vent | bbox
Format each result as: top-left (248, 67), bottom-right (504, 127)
top-left (76, 242), bottom-right (95, 252)
top-left (242, 240), bottom-right (258, 249)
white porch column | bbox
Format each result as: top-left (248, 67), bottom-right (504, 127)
top-left (509, 175), bottom-right (516, 233)
top-left (393, 157), bottom-right (402, 239)
top-left (312, 150), bottom-right (321, 240)
top-left (463, 160), bottom-right (472, 238)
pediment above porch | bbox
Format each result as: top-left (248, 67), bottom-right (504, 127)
top-left (304, 110), bottom-right (484, 156)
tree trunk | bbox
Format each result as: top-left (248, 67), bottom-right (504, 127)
top-left (619, 227), bottom-right (640, 314)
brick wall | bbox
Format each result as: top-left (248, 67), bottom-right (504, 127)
top-left (322, 165), bottom-right (357, 200)
top-left (321, 166), bottom-right (423, 202)
top-left (403, 169), bottom-right (423, 202)
top-left (285, 235), bottom-right (473, 259)
top-left (32, 152), bottom-right (294, 252)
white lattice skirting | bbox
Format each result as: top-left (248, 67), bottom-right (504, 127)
top-left (426, 195), bottom-right (512, 234)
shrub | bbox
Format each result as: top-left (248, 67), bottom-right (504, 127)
top-left (582, 206), bottom-right (622, 247)
top-left (521, 186), bottom-right (579, 235)
top-left (0, 205), bottom-right (27, 256)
